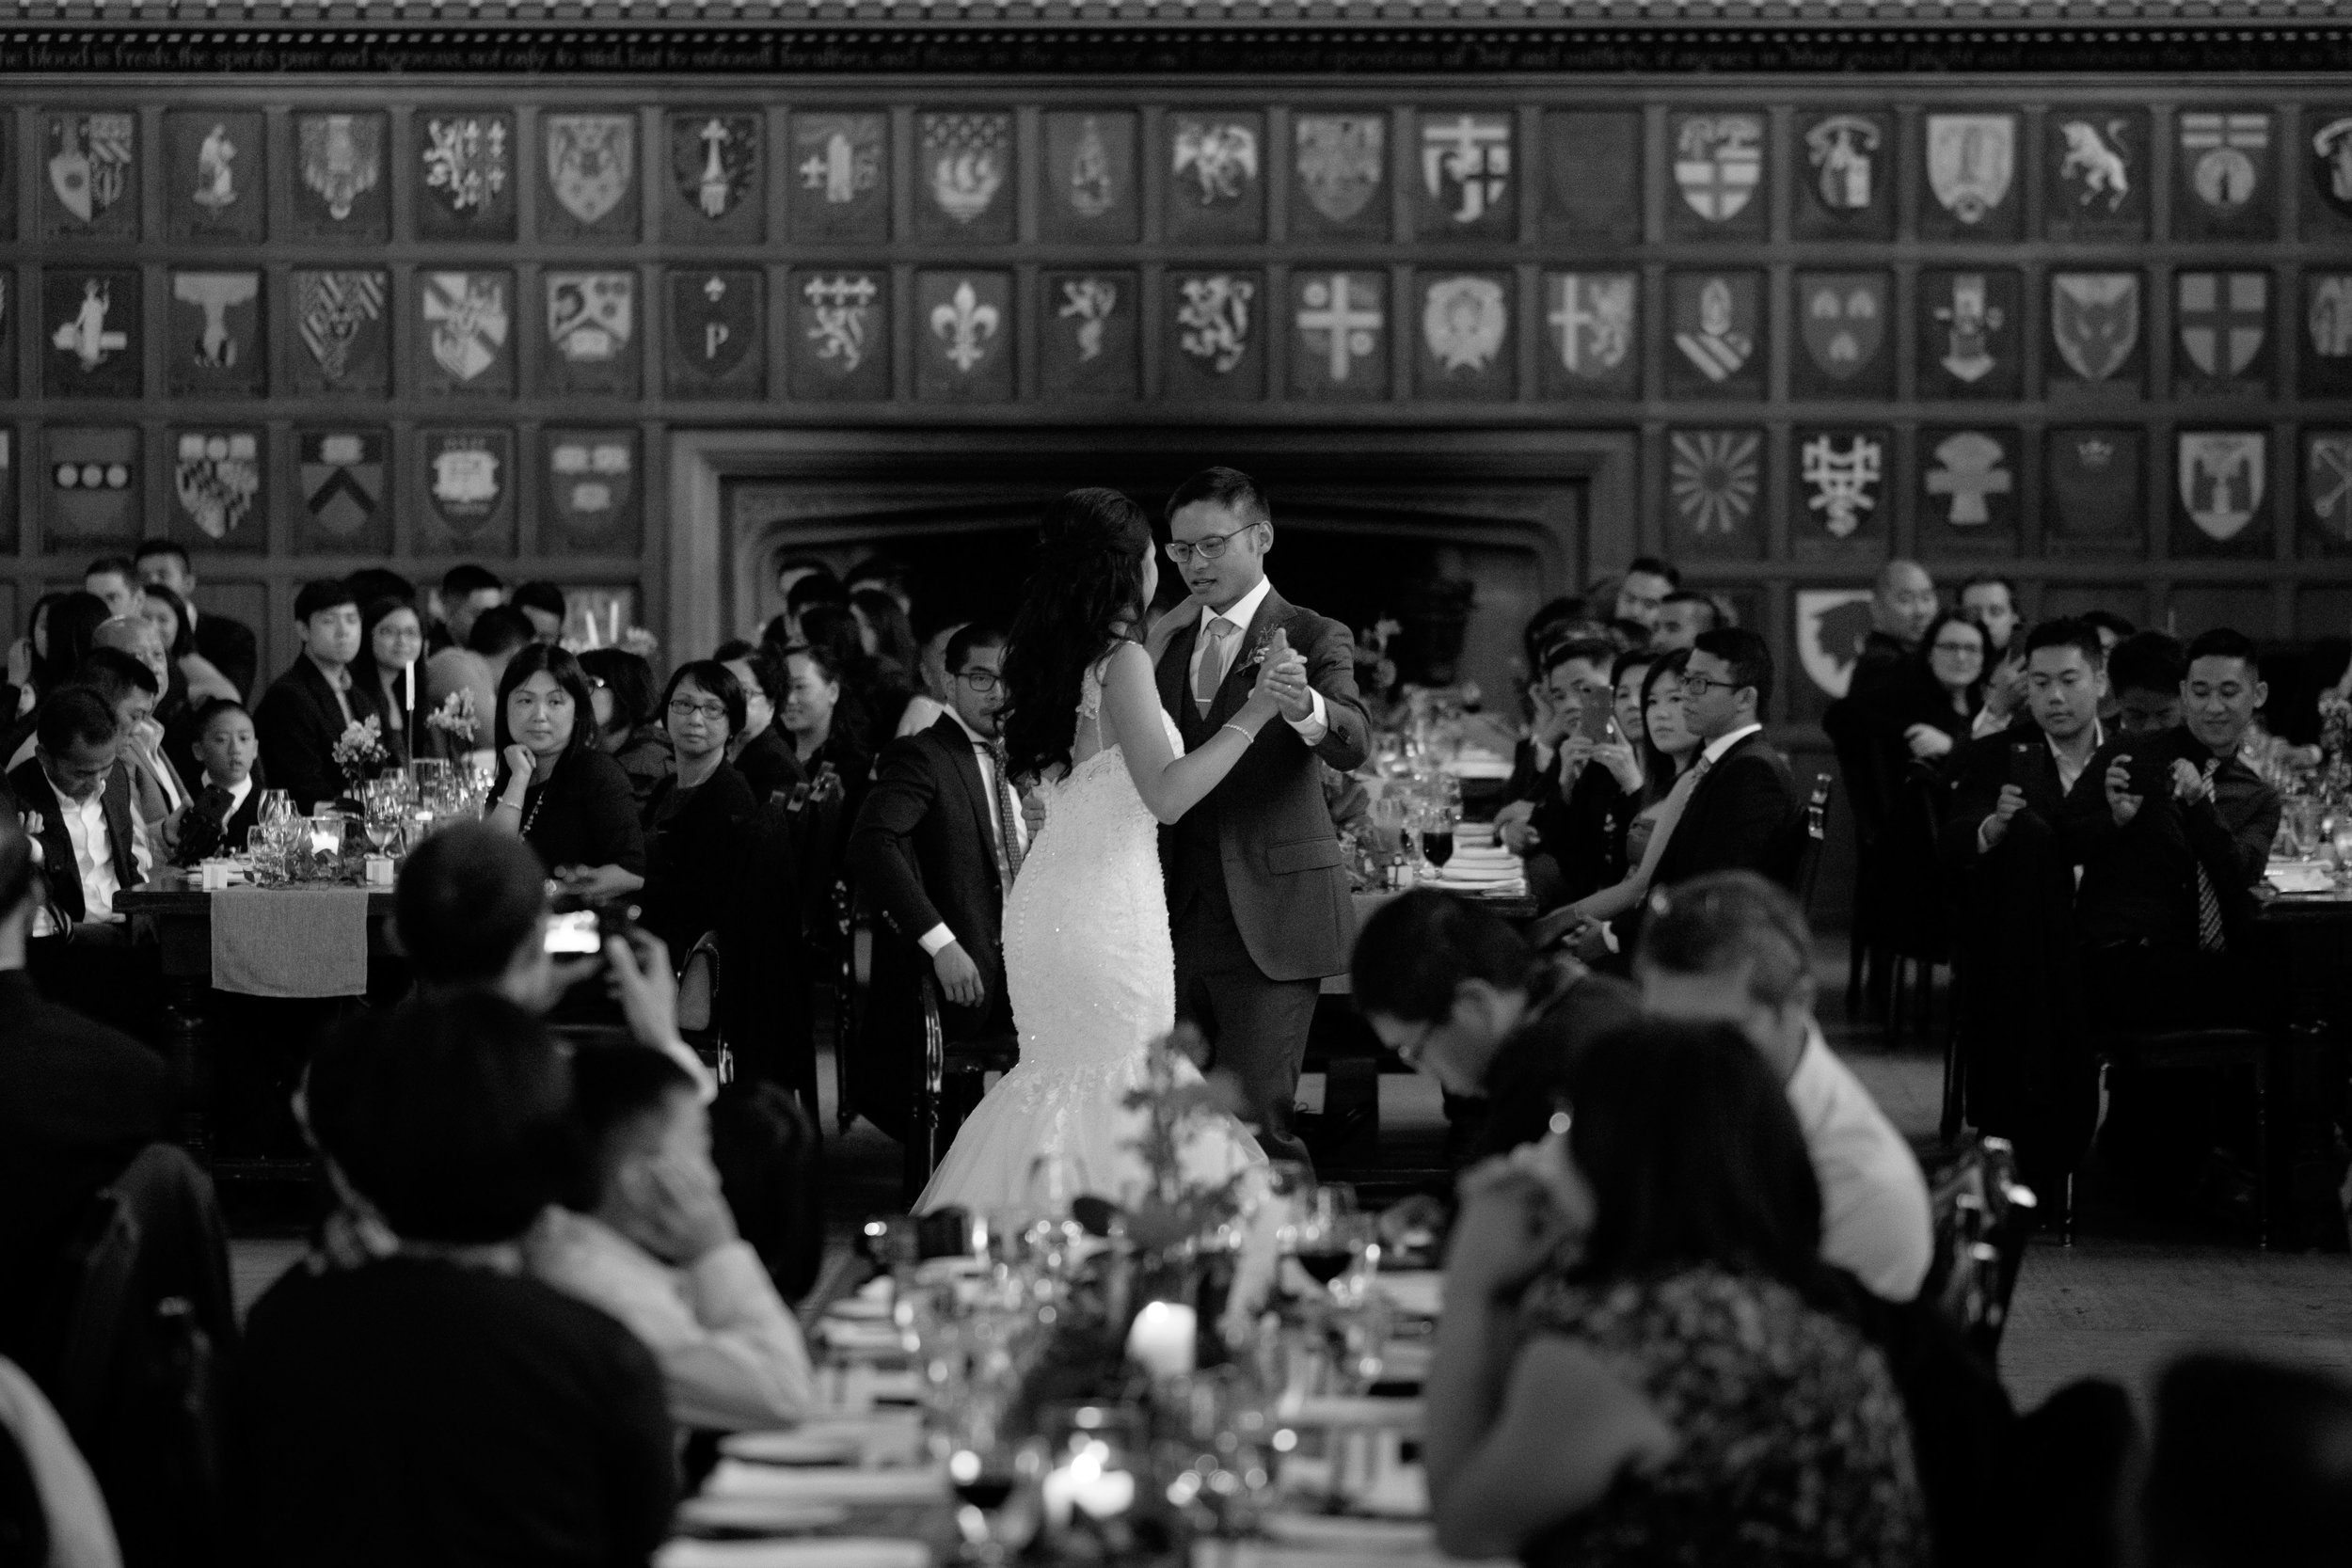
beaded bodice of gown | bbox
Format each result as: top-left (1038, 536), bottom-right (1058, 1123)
top-left (995, 658), bottom-right (1184, 1094)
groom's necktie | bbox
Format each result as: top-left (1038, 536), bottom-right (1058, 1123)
top-left (986, 738), bottom-right (1025, 887)
top-left (1195, 616), bottom-right (1236, 717)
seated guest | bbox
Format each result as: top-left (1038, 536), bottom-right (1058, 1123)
top-left (579, 648), bottom-right (670, 808)
top-left (254, 578), bottom-right (378, 812)
top-left (1426, 1018), bottom-right (1926, 1563)
top-left (428, 562), bottom-right (507, 657)
top-left (715, 640), bottom-right (805, 806)
top-left (487, 644), bottom-right (645, 900)
top-left (8, 594), bottom-right (109, 750)
top-left (526, 1044), bottom-right (813, 1432)
top-left (44, 647), bottom-right (183, 841)
top-left (1845, 558), bottom-right (1941, 706)
top-left (1650, 589), bottom-right (1718, 652)
top-left (846, 624), bottom-right (1027, 1143)
top-left (1537, 650), bottom-right (1703, 953)
top-left (1940, 619), bottom-right (2112, 1198)
top-left (171, 698), bottom-right (263, 868)
top-left (2080, 609), bottom-right (2136, 655)
top-left (135, 539), bottom-right (258, 698)
top-left (511, 580), bottom-right (568, 644)
top-left (0, 815), bottom-right (168, 1375)
top-left (1882, 610), bottom-right (1990, 765)
top-left (81, 556), bottom-right (143, 621)
top-left (1495, 638), bottom-right (1623, 908)
top-left (1645, 627), bottom-right (1801, 892)
top-left (2108, 630), bottom-right (2187, 738)
top-left (638, 662), bottom-right (756, 964)
top-left (796, 603), bottom-right (900, 750)
top-left (2069, 628), bottom-right (2282, 1200)
top-left (239, 994), bottom-right (675, 1567)
top-left (2142, 1354), bottom-right (2352, 1568)
top-left (779, 640), bottom-right (873, 804)
top-left (1636, 871), bottom-right (1933, 1301)
top-left (424, 603), bottom-right (532, 768)
top-left (358, 596), bottom-right (427, 769)
top-left (136, 582), bottom-right (240, 709)
top-left (1351, 889), bottom-right (1640, 1165)
top-left (11, 689), bottom-right (155, 1038)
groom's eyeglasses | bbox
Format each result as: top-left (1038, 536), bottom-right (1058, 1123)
top-left (1164, 525), bottom-right (1258, 566)
top-left (956, 670), bottom-right (1002, 694)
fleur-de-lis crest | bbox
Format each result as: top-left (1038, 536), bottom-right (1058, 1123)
top-left (930, 280), bottom-right (999, 373)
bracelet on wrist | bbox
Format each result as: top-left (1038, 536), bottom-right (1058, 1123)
top-left (1221, 721), bottom-right (1257, 744)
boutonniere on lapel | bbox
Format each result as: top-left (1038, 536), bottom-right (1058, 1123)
top-left (1238, 621), bottom-right (1295, 677)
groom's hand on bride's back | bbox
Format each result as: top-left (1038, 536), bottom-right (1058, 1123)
top-left (1144, 592), bottom-right (1208, 661)
top-left (933, 941), bottom-right (987, 1008)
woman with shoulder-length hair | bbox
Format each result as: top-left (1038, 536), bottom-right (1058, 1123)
top-left (914, 487), bottom-right (1293, 1212)
top-left (486, 642), bottom-right (645, 900)
top-left (1428, 1018), bottom-right (1927, 1566)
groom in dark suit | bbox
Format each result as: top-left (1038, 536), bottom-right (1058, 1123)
top-left (1153, 468), bottom-right (1371, 1169)
top-left (848, 625), bottom-right (1024, 1144)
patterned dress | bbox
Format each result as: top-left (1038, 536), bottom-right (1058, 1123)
top-left (1519, 1265), bottom-right (1927, 1568)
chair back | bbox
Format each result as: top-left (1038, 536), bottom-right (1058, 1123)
top-left (1793, 771), bottom-right (1834, 914)
top-left (1926, 1135), bottom-right (2038, 1364)
top-left (675, 930), bottom-right (732, 1086)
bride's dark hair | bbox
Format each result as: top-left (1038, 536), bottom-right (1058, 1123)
top-left (1003, 487), bottom-right (1154, 782)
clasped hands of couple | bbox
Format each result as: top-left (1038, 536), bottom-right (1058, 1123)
top-left (930, 622), bottom-right (1314, 1011)
top-left (1979, 750), bottom-right (2215, 848)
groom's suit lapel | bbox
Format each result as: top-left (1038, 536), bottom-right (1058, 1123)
top-left (1157, 618), bottom-right (1200, 735)
top-left (1206, 586), bottom-right (1290, 730)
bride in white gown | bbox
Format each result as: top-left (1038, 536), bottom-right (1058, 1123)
top-left (917, 490), bottom-right (1286, 1213)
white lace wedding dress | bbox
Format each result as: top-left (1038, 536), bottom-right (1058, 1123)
top-left (915, 658), bottom-right (1266, 1213)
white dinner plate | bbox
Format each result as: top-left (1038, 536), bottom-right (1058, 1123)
top-left (1375, 1272), bottom-right (1443, 1319)
top-left (656, 1537), bottom-right (930, 1568)
top-left (674, 1497), bottom-right (851, 1534)
top-left (1281, 1395), bottom-right (1425, 1432)
top-left (717, 1432), bottom-right (866, 1466)
top-left (1260, 1514), bottom-right (1433, 1553)
top-left (705, 1462), bottom-right (951, 1506)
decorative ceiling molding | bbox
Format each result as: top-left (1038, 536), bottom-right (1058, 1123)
top-left (0, 1), bottom-right (2348, 71)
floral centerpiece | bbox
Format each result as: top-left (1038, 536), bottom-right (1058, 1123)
top-left (1119, 1024), bottom-right (1253, 1256)
top-left (425, 689), bottom-right (478, 748)
top-left (2320, 687), bottom-right (2352, 802)
top-left (332, 715), bottom-right (389, 792)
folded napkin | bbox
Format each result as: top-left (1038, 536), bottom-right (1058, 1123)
top-left (209, 886), bottom-right (373, 998)
top-left (657, 1538), bottom-right (930, 1568)
top-left (2267, 863), bottom-right (2340, 895)
top-left (703, 1462), bottom-right (950, 1506)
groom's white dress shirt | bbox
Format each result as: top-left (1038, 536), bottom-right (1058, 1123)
top-left (1188, 578), bottom-right (1328, 744)
top-left (916, 709), bottom-right (1029, 958)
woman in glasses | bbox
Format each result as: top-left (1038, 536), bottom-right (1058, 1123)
top-left (636, 660), bottom-right (757, 964)
top-left (1428, 1020), bottom-right (1926, 1566)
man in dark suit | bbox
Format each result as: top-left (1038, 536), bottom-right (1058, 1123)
top-left (0, 811), bottom-right (169, 1376)
top-left (1648, 626), bottom-right (1802, 893)
top-left (135, 539), bottom-right (260, 699)
top-left (1152, 468), bottom-right (1372, 1169)
top-left (254, 578), bottom-right (378, 813)
top-left (8, 687), bottom-right (156, 1040)
top-left (846, 625), bottom-right (1022, 1144)
top-left (1939, 618), bottom-right (2114, 1197)
top-left (2064, 627), bottom-right (2283, 1204)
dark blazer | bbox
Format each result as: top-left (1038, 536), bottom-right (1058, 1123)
top-left (7, 758), bottom-right (143, 924)
top-left (638, 760), bottom-right (756, 961)
top-left (847, 716), bottom-right (1018, 1139)
top-left (1543, 761), bottom-right (1636, 907)
top-left (1466, 966), bottom-right (1644, 1163)
top-left (253, 657), bottom-right (381, 813)
top-left (2062, 724), bottom-right (2282, 955)
top-left (1155, 586), bottom-right (1373, 982)
top-left (192, 611), bottom-right (259, 701)
top-left (0, 970), bottom-right (168, 1372)
top-left (1647, 728), bottom-right (1802, 892)
top-left (494, 747), bottom-right (648, 879)
top-left (1937, 721), bottom-right (2107, 1173)
top-left (732, 725), bottom-right (805, 807)
top-left (169, 781), bottom-right (264, 868)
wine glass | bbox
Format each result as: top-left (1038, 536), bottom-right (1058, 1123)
top-left (1281, 1183), bottom-right (1360, 1291)
top-left (258, 789), bottom-right (294, 832)
top-left (1419, 809), bottom-right (1456, 873)
top-left (947, 1434), bottom-right (1045, 1565)
top-left (1024, 1154), bottom-right (1084, 1225)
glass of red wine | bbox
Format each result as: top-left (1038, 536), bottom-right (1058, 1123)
top-left (1283, 1184), bottom-right (1371, 1298)
top-left (948, 1435), bottom-right (1043, 1564)
top-left (1420, 820), bottom-right (1455, 872)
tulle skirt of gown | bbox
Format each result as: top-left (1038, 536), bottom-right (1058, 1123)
top-left (915, 713), bottom-right (1264, 1214)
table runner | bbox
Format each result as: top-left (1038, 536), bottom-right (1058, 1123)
top-left (208, 886), bottom-right (373, 998)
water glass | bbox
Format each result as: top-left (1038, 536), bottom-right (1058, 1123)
top-left (258, 788), bottom-right (295, 832)
top-left (2288, 798), bottom-right (2324, 859)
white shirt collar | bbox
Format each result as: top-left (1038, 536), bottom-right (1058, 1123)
top-left (946, 707), bottom-right (994, 750)
top-left (2048, 719), bottom-right (2104, 766)
top-left (1201, 577), bottom-right (1275, 637)
top-left (1701, 721), bottom-right (1764, 767)
top-left (225, 775), bottom-right (254, 813)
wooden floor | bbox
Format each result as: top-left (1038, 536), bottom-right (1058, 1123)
top-left (225, 939), bottom-right (2352, 1419)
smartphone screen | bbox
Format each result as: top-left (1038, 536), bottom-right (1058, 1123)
top-left (545, 910), bottom-right (601, 956)
top-left (1577, 689), bottom-right (1617, 746)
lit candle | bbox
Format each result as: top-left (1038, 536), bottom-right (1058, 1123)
top-left (404, 659), bottom-right (415, 716)
top-left (1123, 1300), bottom-right (1197, 1380)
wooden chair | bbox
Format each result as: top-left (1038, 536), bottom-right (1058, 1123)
top-left (1792, 771), bottom-right (1834, 912)
top-left (1926, 1135), bottom-right (2039, 1364)
top-left (2064, 1026), bottom-right (2280, 1247)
